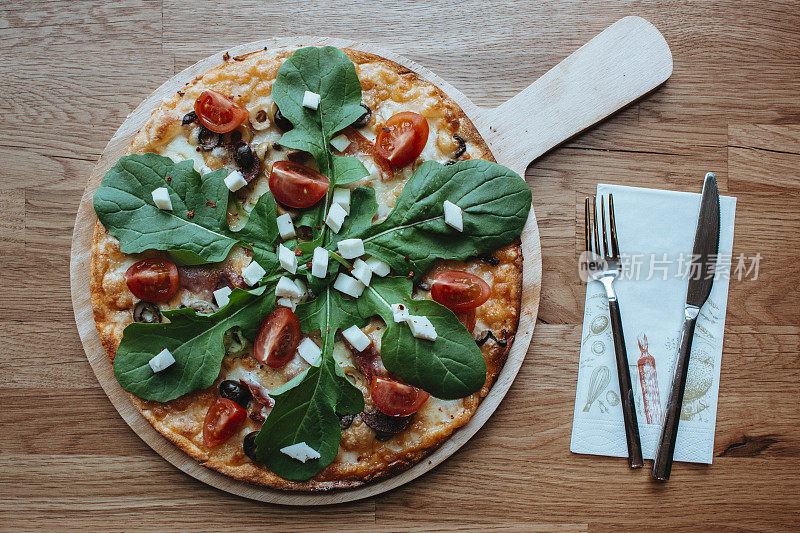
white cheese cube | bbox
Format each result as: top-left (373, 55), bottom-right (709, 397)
top-left (278, 244), bottom-right (297, 274)
top-left (406, 315), bottom-right (437, 341)
top-left (224, 170), bottom-right (248, 192)
top-left (351, 258), bottom-right (372, 287)
top-left (330, 134), bottom-right (351, 152)
top-left (331, 187), bottom-right (351, 214)
top-left (302, 90), bottom-right (321, 110)
top-left (275, 276), bottom-right (304, 298)
top-left (242, 260), bottom-right (267, 286)
top-left (342, 325), bottom-right (371, 352)
top-left (151, 187), bottom-right (173, 211)
top-left (333, 273), bottom-right (365, 298)
top-left (325, 203), bottom-right (347, 233)
top-left (199, 164), bottom-right (212, 175)
top-left (365, 256), bottom-right (391, 277)
top-left (443, 200), bottom-right (463, 232)
top-left (276, 297), bottom-right (297, 311)
top-left (213, 286), bottom-right (232, 308)
top-left (294, 278), bottom-right (307, 298)
top-left (337, 238), bottom-right (364, 260)
top-left (280, 442), bottom-right (321, 463)
top-left (148, 348), bottom-right (175, 373)
top-left (391, 303), bottom-right (411, 323)
top-left (296, 337), bottom-right (321, 365)
top-left (276, 213), bottom-right (296, 240)
top-left (311, 247), bottom-right (329, 278)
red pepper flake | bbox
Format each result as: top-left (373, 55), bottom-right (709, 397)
top-left (206, 201), bottom-right (216, 207)
top-left (404, 255), bottom-right (410, 262)
top-left (222, 51), bottom-right (230, 61)
top-left (415, 307), bottom-right (419, 311)
top-left (186, 210), bottom-right (194, 219)
top-left (294, 247), bottom-right (302, 256)
top-left (407, 271), bottom-right (414, 279)
top-left (306, 262), bottom-right (312, 268)
top-left (402, 298), bottom-right (408, 301)
top-left (166, 176), bottom-right (172, 184)
top-left (316, 225), bottom-right (322, 230)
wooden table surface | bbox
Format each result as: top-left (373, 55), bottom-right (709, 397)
top-left (2, 1), bottom-right (799, 530)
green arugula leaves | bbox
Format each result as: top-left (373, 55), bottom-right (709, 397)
top-left (94, 45), bottom-right (532, 482)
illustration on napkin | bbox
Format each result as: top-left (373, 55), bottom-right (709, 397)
top-left (583, 365), bottom-right (610, 413)
top-left (636, 333), bottom-right (663, 425)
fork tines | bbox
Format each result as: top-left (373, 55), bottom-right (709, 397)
top-left (585, 194), bottom-right (620, 260)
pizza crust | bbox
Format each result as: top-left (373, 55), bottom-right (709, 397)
top-left (89, 47), bottom-right (523, 490)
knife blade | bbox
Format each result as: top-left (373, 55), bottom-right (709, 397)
top-left (652, 173), bottom-right (721, 481)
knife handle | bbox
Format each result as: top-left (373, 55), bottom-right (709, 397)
top-left (608, 298), bottom-right (644, 469)
top-left (653, 306), bottom-right (699, 481)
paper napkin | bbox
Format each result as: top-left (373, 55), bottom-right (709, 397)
top-left (570, 183), bottom-right (737, 464)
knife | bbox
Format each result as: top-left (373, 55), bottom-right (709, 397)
top-left (652, 173), bottom-right (720, 481)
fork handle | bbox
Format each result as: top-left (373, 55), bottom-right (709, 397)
top-left (608, 298), bottom-right (644, 469)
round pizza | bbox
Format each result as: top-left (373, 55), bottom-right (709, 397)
top-left (89, 45), bottom-right (531, 490)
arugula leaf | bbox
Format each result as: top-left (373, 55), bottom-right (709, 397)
top-left (113, 285), bottom-right (275, 402)
top-left (93, 153), bottom-right (281, 266)
top-left (358, 277), bottom-right (486, 399)
top-left (331, 155), bottom-right (370, 185)
top-left (253, 286), bottom-right (366, 480)
top-left (352, 160), bottom-right (532, 281)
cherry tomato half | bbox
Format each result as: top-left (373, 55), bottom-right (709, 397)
top-left (431, 270), bottom-right (491, 312)
top-left (268, 160), bottom-right (330, 208)
top-left (125, 258), bottom-right (179, 303)
top-left (254, 308), bottom-right (302, 369)
top-left (194, 90), bottom-right (248, 133)
top-left (375, 111), bottom-right (429, 168)
top-left (455, 308), bottom-right (477, 333)
top-left (202, 398), bottom-right (246, 448)
top-left (370, 376), bottom-right (430, 417)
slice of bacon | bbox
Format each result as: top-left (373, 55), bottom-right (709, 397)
top-left (179, 264), bottom-right (247, 297)
top-left (240, 378), bottom-right (273, 407)
top-left (343, 339), bottom-right (389, 379)
top-left (341, 127), bottom-right (395, 182)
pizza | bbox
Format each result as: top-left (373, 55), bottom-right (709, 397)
top-left (89, 45), bottom-right (531, 490)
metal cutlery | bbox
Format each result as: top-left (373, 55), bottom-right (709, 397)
top-left (652, 173), bottom-right (721, 481)
top-left (583, 194), bottom-right (644, 469)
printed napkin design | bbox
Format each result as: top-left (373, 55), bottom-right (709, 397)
top-left (570, 184), bottom-right (737, 464)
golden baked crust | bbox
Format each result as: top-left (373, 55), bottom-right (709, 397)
top-left (89, 47), bottom-right (523, 490)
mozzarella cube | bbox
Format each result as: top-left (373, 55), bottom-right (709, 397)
top-left (331, 188), bottom-right (351, 214)
top-left (213, 286), bottom-right (232, 308)
top-left (351, 258), bottom-right (372, 287)
top-left (276, 213), bottom-right (296, 240)
top-left (325, 203), bottom-right (347, 233)
top-left (337, 238), bottom-right (364, 260)
top-left (148, 348), bottom-right (175, 373)
top-left (224, 170), bottom-right (248, 192)
top-left (407, 315), bottom-right (437, 341)
top-left (294, 277), bottom-right (307, 298)
top-left (302, 90), bottom-right (321, 110)
top-left (280, 442), bottom-right (321, 463)
top-left (443, 200), bottom-right (463, 232)
top-left (333, 273), bottom-right (365, 298)
top-left (311, 247), bottom-right (329, 278)
top-left (278, 244), bottom-right (297, 274)
top-left (276, 297), bottom-right (297, 311)
top-left (296, 337), bottom-right (321, 365)
top-left (152, 187), bottom-right (173, 211)
top-left (365, 257), bottom-right (391, 277)
top-left (275, 276), bottom-right (304, 299)
top-left (242, 261), bottom-right (267, 286)
top-left (330, 134), bottom-right (351, 152)
top-left (342, 325), bottom-right (371, 352)
top-left (391, 303), bottom-right (411, 323)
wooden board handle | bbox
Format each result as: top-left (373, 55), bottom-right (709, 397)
top-left (473, 16), bottom-right (672, 175)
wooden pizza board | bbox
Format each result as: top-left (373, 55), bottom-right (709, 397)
top-left (70, 16), bottom-right (672, 504)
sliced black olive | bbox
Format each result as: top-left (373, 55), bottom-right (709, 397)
top-left (360, 409), bottom-right (414, 440)
top-left (181, 111), bottom-right (197, 125)
top-left (219, 379), bottom-right (253, 408)
top-left (286, 150), bottom-right (311, 164)
top-left (478, 253), bottom-right (500, 266)
top-left (272, 142), bottom-right (283, 151)
top-left (184, 300), bottom-right (217, 314)
top-left (243, 431), bottom-right (259, 462)
top-left (475, 329), bottom-right (508, 347)
top-left (198, 127), bottom-right (221, 151)
top-left (274, 107), bottom-right (293, 132)
top-left (221, 128), bottom-right (246, 146)
top-left (234, 142), bottom-right (256, 169)
top-left (133, 301), bottom-right (161, 323)
top-left (352, 103), bottom-right (372, 128)
top-left (339, 413), bottom-right (355, 430)
top-left (444, 159), bottom-right (457, 166)
top-left (453, 134), bottom-right (467, 159)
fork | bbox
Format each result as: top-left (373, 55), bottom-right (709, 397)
top-left (583, 194), bottom-right (643, 469)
